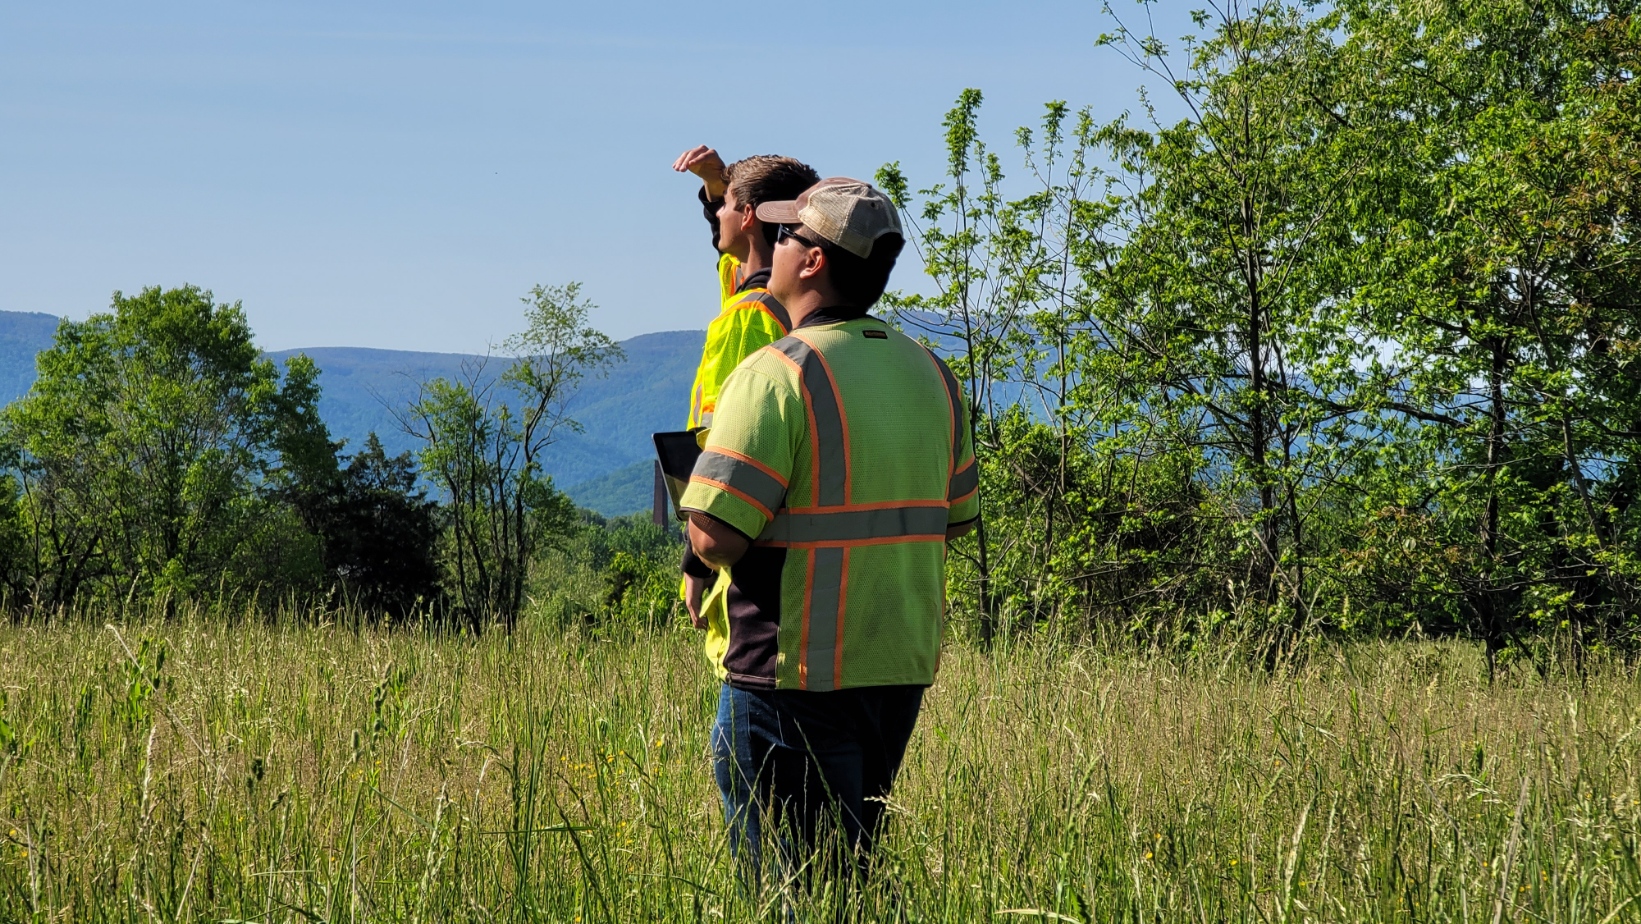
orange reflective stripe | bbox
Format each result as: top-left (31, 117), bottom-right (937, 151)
top-left (689, 378), bottom-right (706, 428)
top-left (692, 450), bottom-right (786, 518)
top-left (949, 459), bottom-right (979, 501)
top-left (925, 349), bottom-right (964, 477)
top-left (784, 498), bottom-right (948, 515)
top-left (833, 550), bottom-right (850, 690)
top-left (791, 332), bottom-right (851, 504)
top-left (718, 253), bottom-right (739, 301)
top-left (798, 549), bottom-right (815, 689)
top-left (804, 546), bottom-right (845, 693)
top-left (709, 447), bottom-right (788, 488)
top-left (756, 505), bottom-right (951, 545)
top-left (768, 334), bottom-right (853, 687)
top-left (776, 336), bottom-right (848, 506)
top-left (761, 534), bottom-right (947, 550)
top-left (688, 475), bottom-right (777, 522)
top-left (763, 346), bottom-right (823, 507)
top-left (728, 291), bottom-right (792, 333)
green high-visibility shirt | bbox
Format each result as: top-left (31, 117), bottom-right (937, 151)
top-left (679, 311), bottom-right (980, 691)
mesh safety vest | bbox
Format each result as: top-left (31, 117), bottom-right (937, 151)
top-left (686, 254), bottom-right (791, 429)
top-left (679, 315), bottom-right (980, 691)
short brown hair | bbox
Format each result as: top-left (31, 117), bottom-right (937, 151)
top-left (821, 232), bottom-right (905, 309)
top-left (724, 156), bottom-right (820, 245)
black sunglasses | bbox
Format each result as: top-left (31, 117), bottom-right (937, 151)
top-left (776, 224), bottom-right (824, 250)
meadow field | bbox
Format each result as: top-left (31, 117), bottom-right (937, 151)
top-left (0, 615), bottom-right (1638, 923)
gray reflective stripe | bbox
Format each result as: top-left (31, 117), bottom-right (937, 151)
top-left (742, 291), bottom-right (792, 332)
top-left (948, 461), bottom-right (979, 500)
top-left (803, 548), bottom-right (845, 691)
top-left (772, 337), bottom-right (848, 506)
top-left (692, 449), bottom-right (786, 515)
top-left (927, 351), bottom-right (964, 470)
top-left (759, 505), bottom-right (950, 544)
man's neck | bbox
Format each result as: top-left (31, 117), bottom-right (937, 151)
top-left (784, 291), bottom-right (854, 328)
top-left (738, 239), bottom-right (773, 277)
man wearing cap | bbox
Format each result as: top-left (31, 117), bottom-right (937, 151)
top-left (678, 178), bottom-right (980, 872)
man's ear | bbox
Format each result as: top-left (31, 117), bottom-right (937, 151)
top-left (797, 247), bottom-right (827, 281)
top-left (738, 206), bottom-right (758, 234)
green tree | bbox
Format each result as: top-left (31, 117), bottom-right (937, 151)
top-left (879, 91), bottom-right (1122, 641)
top-left (1335, 0), bottom-right (1641, 669)
top-left (0, 471), bottom-right (26, 607)
top-left (285, 433), bottom-right (443, 621)
top-left (402, 283), bottom-right (621, 630)
top-left (868, 0), bottom-right (1641, 666)
top-left (887, 2), bottom-right (1368, 653)
top-left (1089, 0), bottom-right (1371, 657)
top-left (0, 285), bottom-right (331, 610)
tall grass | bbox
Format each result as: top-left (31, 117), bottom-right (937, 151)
top-left (0, 612), bottom-right (1638, 922)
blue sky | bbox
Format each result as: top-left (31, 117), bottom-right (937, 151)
top-left (1, 1), bottom-right (1196, 353)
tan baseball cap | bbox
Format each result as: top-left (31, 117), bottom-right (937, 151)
top-left (755, 177), bottom-right (904, 259)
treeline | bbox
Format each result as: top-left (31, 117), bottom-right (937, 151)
top-left (4, 0), bottom-right (1635, 666)
top-left (0, 284), bottom-right (681, 629)
top-left (889, 0), bottom-right (1641, 669)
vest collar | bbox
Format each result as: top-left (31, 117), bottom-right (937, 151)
top-left (735, 267), bottom-right (772, 294)
top-left (794, 306), bottom-right (872, 330)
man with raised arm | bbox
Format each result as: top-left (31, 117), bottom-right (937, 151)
top-left (677, 178), bottom-right (980, 876)
top-left (671, 147), bottom-right (819, 631)
top-left (672, 147), bottom-right (820, 432)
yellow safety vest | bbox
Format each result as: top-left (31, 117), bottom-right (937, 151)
top-left (686, 254), bottom-right (791, 429)
top-left (681, 254), bottom-right (794, 623)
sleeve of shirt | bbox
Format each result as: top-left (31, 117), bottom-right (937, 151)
top-left (700, 187), bottom-right (723, 253)
top-left (716, 252), bottom-right (740, 303)
top-left (679, 364), bottom-right (800, 540)
top-left (947, 377), bottom-right (981, 527)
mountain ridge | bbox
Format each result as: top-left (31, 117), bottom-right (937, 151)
top-left (0, 310), bottom-right (700, 516)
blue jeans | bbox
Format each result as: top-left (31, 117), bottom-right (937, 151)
top-left (710, 682), bottom-right (925, 880)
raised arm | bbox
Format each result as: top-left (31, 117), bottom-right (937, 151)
top-left (673, 145), bottom-right (728, 199)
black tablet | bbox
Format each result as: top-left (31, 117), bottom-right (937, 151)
top-left (652, 429), bottom-right (705, 522)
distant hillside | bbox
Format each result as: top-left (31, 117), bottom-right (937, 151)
top-left (565, 460), bottom-right (657, 518)
top-left (264, 330), bottom-right (701, 490)
top-left (0, 310), bottom-right (700, 513)
top-left (0, 312), bottom-right (61, 405)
